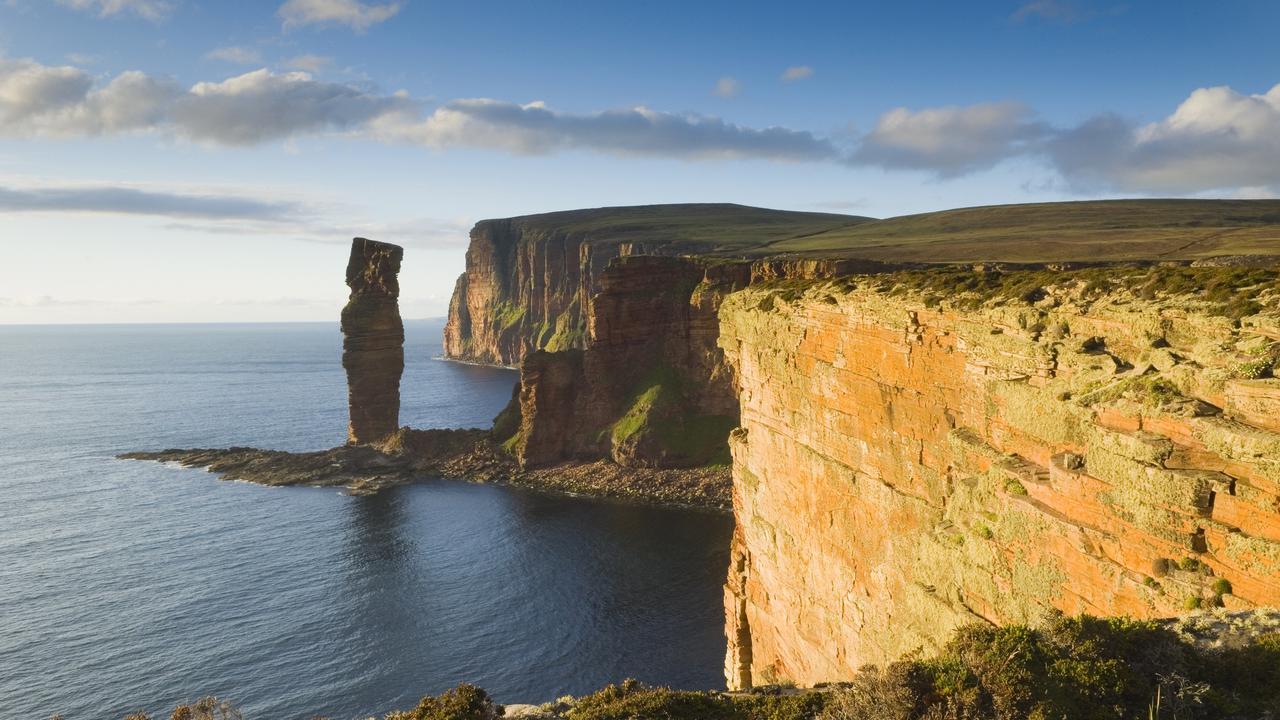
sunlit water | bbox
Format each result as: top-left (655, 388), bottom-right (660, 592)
top-left (0, 320), bottom-right (732, 719)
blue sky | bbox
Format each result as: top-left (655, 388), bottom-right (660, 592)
top-left (2, 0), bottom-right (1278, 323)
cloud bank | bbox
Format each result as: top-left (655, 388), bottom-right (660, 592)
top-left (850, 101), bottom-right (1047, 177)
top-left (0, 61), bottom-right (404, 144)
top-left (0, 183), bottom-right (307, 221)
top-left (0, 178), bottom-right (474, 249)
top-left (4, 56), bottom-right (1280, 193)
top-left (1049, 84), bottom-right (1280, 193)
top-left (372, 99), bottom-right (837, 161)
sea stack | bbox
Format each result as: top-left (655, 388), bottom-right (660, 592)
top-left (341, 238), bottom-right (404, 445)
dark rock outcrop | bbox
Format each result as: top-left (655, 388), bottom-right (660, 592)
top-left (497, 256), bottom-right (749, 469)
top-left (495, 254), bottom-right (910, 470)
top-left (119, 428), bottom-right (731, 509)
top-left (342, 238), bottom-right (404, 444)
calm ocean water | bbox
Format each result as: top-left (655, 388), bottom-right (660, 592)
top-left (0, 319), bottom-right (732, 719)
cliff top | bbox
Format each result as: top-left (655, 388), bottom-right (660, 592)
top-left (479, 199), bottom-right (1280, 263)
top-left (478, 203), bottom-right (871, 252)
top-left (771, 198), bottom-right (1280, 262)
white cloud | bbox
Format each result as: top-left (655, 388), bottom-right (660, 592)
top-left (278, 0), bottom-right (402, 31)
top-left (851, 101), bottom-right (1047, 176)
top-left (172, 69), bottom-right (404, 145)
top-left (284, 54), bottom-right (332, 72)
top-left (781, 66), bottom-right (813, 82)
top-left (57, 0), bottom-right (173, 20)
top-left (0, 60), bottom-right (183, 137)
top-left (372, 99), bottom-right (838, 162)
top-left (1049, 84), bottom-right (1280, 193)
top-left (205, 46), bottom-right (262, 65)
top-left (0, 59), bottom-right (92, 125)
top-left (712, 76), bottom-right (740, 98)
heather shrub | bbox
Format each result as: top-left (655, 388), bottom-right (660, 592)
top-left (565, 678), bottom-right (824, 720)
top-left (385, 684), bottom-right (502, 720)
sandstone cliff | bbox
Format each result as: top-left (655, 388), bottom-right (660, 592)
top-left (492, 253), bottom-right (907, 470)
top-left (342, 237), bottom-right (404, 445)
top-left (498, 255), bottom-right (746, 468)
top-left (719, 265), bottom-right (1280, 689)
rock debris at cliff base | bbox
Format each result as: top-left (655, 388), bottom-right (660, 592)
top-left (119, 428), bottom-right (731, 511)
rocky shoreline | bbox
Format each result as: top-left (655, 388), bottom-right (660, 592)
top-left (119, 427), bottom-right (731, 512)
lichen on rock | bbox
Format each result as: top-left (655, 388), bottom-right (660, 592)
top-left (719, 267), bottom-right (1280, 689)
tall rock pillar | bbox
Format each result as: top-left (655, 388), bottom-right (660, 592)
top-left (341, 238), bottom-right (404, 445)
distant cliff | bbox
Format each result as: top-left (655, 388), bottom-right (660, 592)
top-left (444, 199), bottom-right (1280, 367)
top-left (442, 204), bottom-right (866, 367)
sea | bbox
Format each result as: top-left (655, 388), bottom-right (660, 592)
top-left (0, 319), bottom-right (733, 719)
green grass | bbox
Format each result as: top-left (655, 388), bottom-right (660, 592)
top-left (475, 199), bottom-right (1280, 270)
top-left (610, 365), bottom-right (736, 465)
top-left (566, 680), bottom-right (825, 720)
top-left (493, 301), bottom-right (526, 331)
top-left (481, 203), bottom-right (871, 255)
top-left (864, 264), bottom-right (1279, 320)
top-left (767, 199), bottom-right (1280, 262)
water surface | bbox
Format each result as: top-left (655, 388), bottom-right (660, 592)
top-left (0, 320), bottom-right (732, 719)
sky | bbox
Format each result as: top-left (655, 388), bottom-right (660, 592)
top-left (1, 0), bottom-right (1279, 324)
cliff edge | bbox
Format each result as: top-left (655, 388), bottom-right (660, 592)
top-left (720, 264), bottom-right (1280, 688)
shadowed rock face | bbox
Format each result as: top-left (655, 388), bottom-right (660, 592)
top-left (342, 237), bottom-right (404, 445)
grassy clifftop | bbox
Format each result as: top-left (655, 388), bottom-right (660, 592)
top-left (484, 199), bottom-right (1280, 263)
top-left (766, 199), bottom-right (1280, 262)
top-left (484, 203), bottom-right (869, 252)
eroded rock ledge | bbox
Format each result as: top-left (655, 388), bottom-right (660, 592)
top-left (119, 428), bottom-right (731, 510)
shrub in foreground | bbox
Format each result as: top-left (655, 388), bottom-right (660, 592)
top-left (383, 683), bottom-right (502, 720)
top-left (84, 613), bottom-right (1280, 720)
top-left (817, 613), bottom-right (1280, 720)
top-left (566, 678), bottom-right (825, 720)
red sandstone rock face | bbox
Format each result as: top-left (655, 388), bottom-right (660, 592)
top-left (499, 254), bottom-right (899, 470)
top-left (719, 281), bottom-right (1280, 689)
top-left (504, 255), bottom-right (738, 468)
top-left (342, 238), bottom-right (404, 445)
top-left (442, 220), bottom-right (645, 366)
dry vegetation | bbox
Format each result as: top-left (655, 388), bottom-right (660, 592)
top-left (85, 612), bottom-right (1280, 720)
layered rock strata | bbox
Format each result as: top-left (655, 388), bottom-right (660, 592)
top-left (719, 271), bottom-right (1280, 689)
top-left (343, 238), bottom-right (404, 444)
